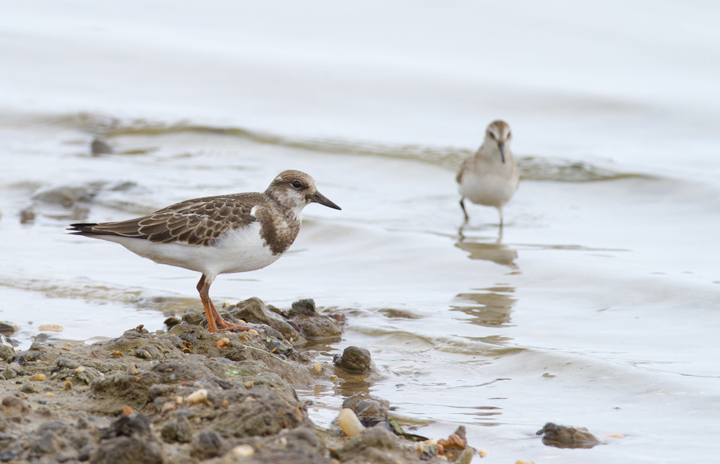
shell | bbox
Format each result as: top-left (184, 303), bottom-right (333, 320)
top-left (187, 388), bottom-right (209, 403)
top-left (338, 408), bottom-right (365, 437)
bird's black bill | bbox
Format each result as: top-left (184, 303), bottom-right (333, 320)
top-left (310, 191), bottom-right (341, 210)
top-left (498, 141), bottom-right (506, 163)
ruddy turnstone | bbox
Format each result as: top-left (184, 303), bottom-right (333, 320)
top-left (457, 120), bottom-right (519, 225)
top-left (69, 170), bottom-right (341, 332)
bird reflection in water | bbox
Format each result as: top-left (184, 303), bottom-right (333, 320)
top-left (456, 225), bottom-right (518, 269)
top-left (453, 226), bottom-right (518, 328)
top-left (451, 286), bottom-right (517, 328)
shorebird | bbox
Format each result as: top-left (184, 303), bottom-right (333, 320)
top-left (457, 120), bottom-right (519, 225)
top-left (69, 170), bottom-right (341, 332)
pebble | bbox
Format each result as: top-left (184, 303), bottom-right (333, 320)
top-left (37, 324), bottom-right (63, 332)
top-left (187, 389), bottom-right (208, 403)
top-left (121, 405), bottom-right (133, 416)
top-left (338, 408), bottom-right (365, 437)
top-left (21, 382), bottom-right (37, 394)
top-left (63, 380), bottom-right (72, 391)
top-left (245, 381), bottom-right (253, 388)
top-left (45, 392), bottom-right (54, 398)
top-left (232, 444), bottom-right (255, 457)
top-left (29, 374), bottom-right (47, 381)
top-left (215, 338), bottom-right (230, 349)
top-left (333, 346), bottom-right (372, 373)
top-left (313, 362), bottom-right (322, 373)
top-left (127, 363), bottom-right (139, 375)
top-left (478, 449), bottom-right (488, 458)
top-left (607, 433), bottom-right (625, 439)
top-left (248, 329), bottom-right (259, 336)
top-left (515, 460), bottom-right (535, 464)
top-left (74, 366), bottom-right (86, 374)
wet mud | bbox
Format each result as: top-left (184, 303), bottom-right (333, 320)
top-left (0, 298), bottom-right (474, 463)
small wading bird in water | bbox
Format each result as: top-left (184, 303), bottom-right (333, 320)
top-left (457, 120), bottom-right (519, 226)
top-left (69, 170), bottom-right (341, 332)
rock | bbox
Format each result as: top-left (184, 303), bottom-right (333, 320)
top-left (90, 436), bottom-right (163, 464)
top-left (21, 382), bottom-right (38, 394)
top-left (290, 299), bottom-right (317, 316)
top-left (229, 298), bottom-right (303, 343)
top-left (536, 422), bottom-right (602, 449)
top-left (332, 427), bottom-right (415, 463)
top-left (91, 138), bottom-right (113, 156)
top-left (32, 185), bottom-right (96, 208)
top-left (333, 346), bottom-right (372, 373)
top-left (19, 207), bottom-right (35, 224)
top-left (191, 429), bottom-right (228, 460)
top-left (105, 414), bottom-right (152, 439)
top-left (1, 396), bottom-right (29, 417)
top-left (342, 393), bottom-right (389, 427)
top-left (160, 416), bottom-right (192, 444)
top-left (0, 323), bottom-right (15, 337)
top-left (32, 430), bottom-right (63, 455)
top-left (163, 317), bottom-right (180, 329)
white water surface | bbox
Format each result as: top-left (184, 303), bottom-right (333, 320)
top-left (1, 2), bottom-right (720, 462)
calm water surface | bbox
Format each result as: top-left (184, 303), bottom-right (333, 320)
top-left (1, 2), bottom-right (720, 463)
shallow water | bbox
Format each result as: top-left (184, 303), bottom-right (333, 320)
top-left (2, 2), bottom-right (720, 462)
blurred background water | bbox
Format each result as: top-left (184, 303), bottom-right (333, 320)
top-left (1, 1), bottom-right (720, 462)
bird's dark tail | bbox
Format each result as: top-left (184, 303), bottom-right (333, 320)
top-left (67, 223), bottom-right (100, 236)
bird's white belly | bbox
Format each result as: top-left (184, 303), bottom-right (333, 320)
top-left (98, 222), bottom-right (281, 276)
top-left (459, 171), bottom-right (518, 208)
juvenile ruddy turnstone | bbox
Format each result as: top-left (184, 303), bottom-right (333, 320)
top-left (457, 120), bottom-right (519, 225)
top-left (69, 170), bottom-right (341, 332)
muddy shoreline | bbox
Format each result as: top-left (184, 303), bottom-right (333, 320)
top-left (0, 298), bottom-right (475, 463)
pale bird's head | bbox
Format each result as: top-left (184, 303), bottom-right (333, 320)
top-left (484, 120), bottom-right (512, 163)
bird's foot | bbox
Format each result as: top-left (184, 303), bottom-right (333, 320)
top-left (211, 317), bottom-right (250, 332)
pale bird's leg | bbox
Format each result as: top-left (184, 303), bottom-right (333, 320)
top-left (498, 207), bottom-right (504, 228)
top-left (460, 197), bottom-right (469, 222)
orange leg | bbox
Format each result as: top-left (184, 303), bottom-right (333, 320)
top-left (196, 275), bottom-right (249, 332)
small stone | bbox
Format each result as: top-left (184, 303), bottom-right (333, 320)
top-left (121, 405), bottom-right (133, 416)
top-left (37, 324), bottom-right (63, 332)
top-left (112, 350), bottom-right (123, 357)
top-left (232, 444), bottom-right (255, 457)
top-left (74, 366), bottom-right (86, 374)
top-left (291, 299), bottom-right (316, 315)
top-left (63, 380), bottom-right (73, 391)
top-left (29, 374), bottom-right (47, 381)
top-left (338, 408), bottom-right (365, 437)
top-left (161, 401), bottom-right (176, 413)
top-left (215, 338), bottom-right (230, 349)
top-left (127, 363), bottom-right (139, 375)
top-left (45, 392), bottom-right (54, 397)
top-left (161, 416), bottom-right (192, 443)
top-left (245, 381), bottom-right (253, 388)
top-left (91, 137), bottom-right (112, 155)
top-left (3, 369), bottom-right (16, 380)
top-left (313, 362), bottom-right (322, 373)
top-left (607, 433), bottom-right (625, 439)
top-left (536, 422), bottom-right (601, 449)
top-left (479, 449), bottom-right (488, 458)
top-left (248, 329), bottom-right (259, 336)
top-left (21, 382), bottom-right (38, 393)
top-left (515, 460), bottom-right (535, 464)
top-left (191, 429), bottom-right (228, 459)
top-left (187, 389), bottom-right (208, 403)
top-left (333, 346), bottom-right (372, 373)
top-left (134, 349), bottom-right (151, 360)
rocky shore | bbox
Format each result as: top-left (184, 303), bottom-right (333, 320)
top-left (0, 298), bottom-right (476, 464)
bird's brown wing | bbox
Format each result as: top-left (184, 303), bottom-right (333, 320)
top-left (69, 193), bottom-right (265, 246)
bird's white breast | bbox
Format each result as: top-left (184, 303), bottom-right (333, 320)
top-left (97, 222), bottom-right (281, 276)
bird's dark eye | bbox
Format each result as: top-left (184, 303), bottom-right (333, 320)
top-left (291, 180), bottom-right (303, 189)
top-left (488, 132), bottom-right (496, 140)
